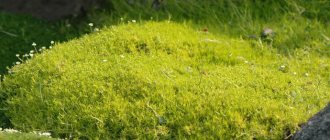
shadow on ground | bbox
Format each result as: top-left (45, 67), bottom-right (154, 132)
top-left (0, 12), bottom-right (85, 75)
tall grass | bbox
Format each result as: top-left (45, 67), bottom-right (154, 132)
top-left (90, 0), bottom-right (330, 54)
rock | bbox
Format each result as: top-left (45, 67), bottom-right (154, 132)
top-left (260, 28), bottom-right (274, 39)
top-left (152, 0), bottom-right (164, 10)
top-left (0, 0), bottom-right (102, 21)
top-left (292, 103), bottom-right (330, 140)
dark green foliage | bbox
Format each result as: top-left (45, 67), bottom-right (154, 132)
top-left (0, 12), bottom-right (80, 75)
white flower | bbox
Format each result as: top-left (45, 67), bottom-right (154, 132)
top-left (94, 28), bottom-right (100, 32)
top-left (32, 42), bottom-right (37, 47)
top-left (120, 17), bottom-right (124, 21)
top-left (15, 54), bottom-right (20, 57)
top-left (88, 23), bottom-right (94, 27)
top-left (16, 62), bottom-right (21, 65)
top-left (50, 41), bottom-right (55, 44)
top-left (236, 56), bottom-right (245, 61)
top-left (186, 67), bottom-right (193, 73)
top-left (132, 20), bottom-right (136, 23)
top-left (40, 132), bottom-right (51, 137)
top-left (42, 46), bottom-right (46, 50)
top-left (102, 59), bottom-right (108, 62)
top-left (23, 54), bottom-right (29, 57)
top-left (279, 65), bottom-right (288, 72)
top-left (49, 46), bottom-right (53, 49)
top-left (29, 53), bottom-right (34, 57)
top-left (30, 50), bottom-right (34, 53)
top-left (4, 128), bottom-right (19, 133)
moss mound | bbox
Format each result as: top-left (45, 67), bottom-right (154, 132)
top-left (0, 22), bottom-right (329, 139)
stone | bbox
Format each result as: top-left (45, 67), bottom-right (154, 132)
top-left (260, 28), bottom-right (274, 39)
top-left (0, 0), bottom-right (102, 21)
top-left (292, 103), bottom-right (330, 140)
top-left (152, 0), bottom-right (164, 10)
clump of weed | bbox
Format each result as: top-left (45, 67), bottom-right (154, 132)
top-left (0, 22), bottom-right (329, 139)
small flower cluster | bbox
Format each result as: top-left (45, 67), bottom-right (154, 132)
top-left (126, 19), bottom-right (138, 24)
top-left (32, 131), bottom-right (52, 137)
top-left (278, 64), bottom-right (310, 77)
top-left (0, 128), bottom-right (20, 133)
top-left (0, 127), bottom-right (53, 138)
top-left (88, 22), bottom-right (100, 32)
top-left (12, 41), bottom-right (55, 68)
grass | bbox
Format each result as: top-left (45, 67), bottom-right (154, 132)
top-left (0, 12), bottom-right (85, 75)
top-left (90, 0), bottom-right (330, 56)
top-left (0, 0), bottom-right (329, 139)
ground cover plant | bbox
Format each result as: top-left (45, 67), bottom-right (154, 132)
top-left (1, 22), bottom-right (329, 139)
top-left (0, 0), bottom-right (329, 139)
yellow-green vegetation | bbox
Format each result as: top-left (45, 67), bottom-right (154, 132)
top-left (0, 0), bottom-right (329, 139)
top-left (0, 22), bottom-right (329, 139)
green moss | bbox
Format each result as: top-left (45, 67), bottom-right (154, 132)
top-left (0, 0), bottom-right (329, 139)
top-left (1, 22), bottom-right (329, 139)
